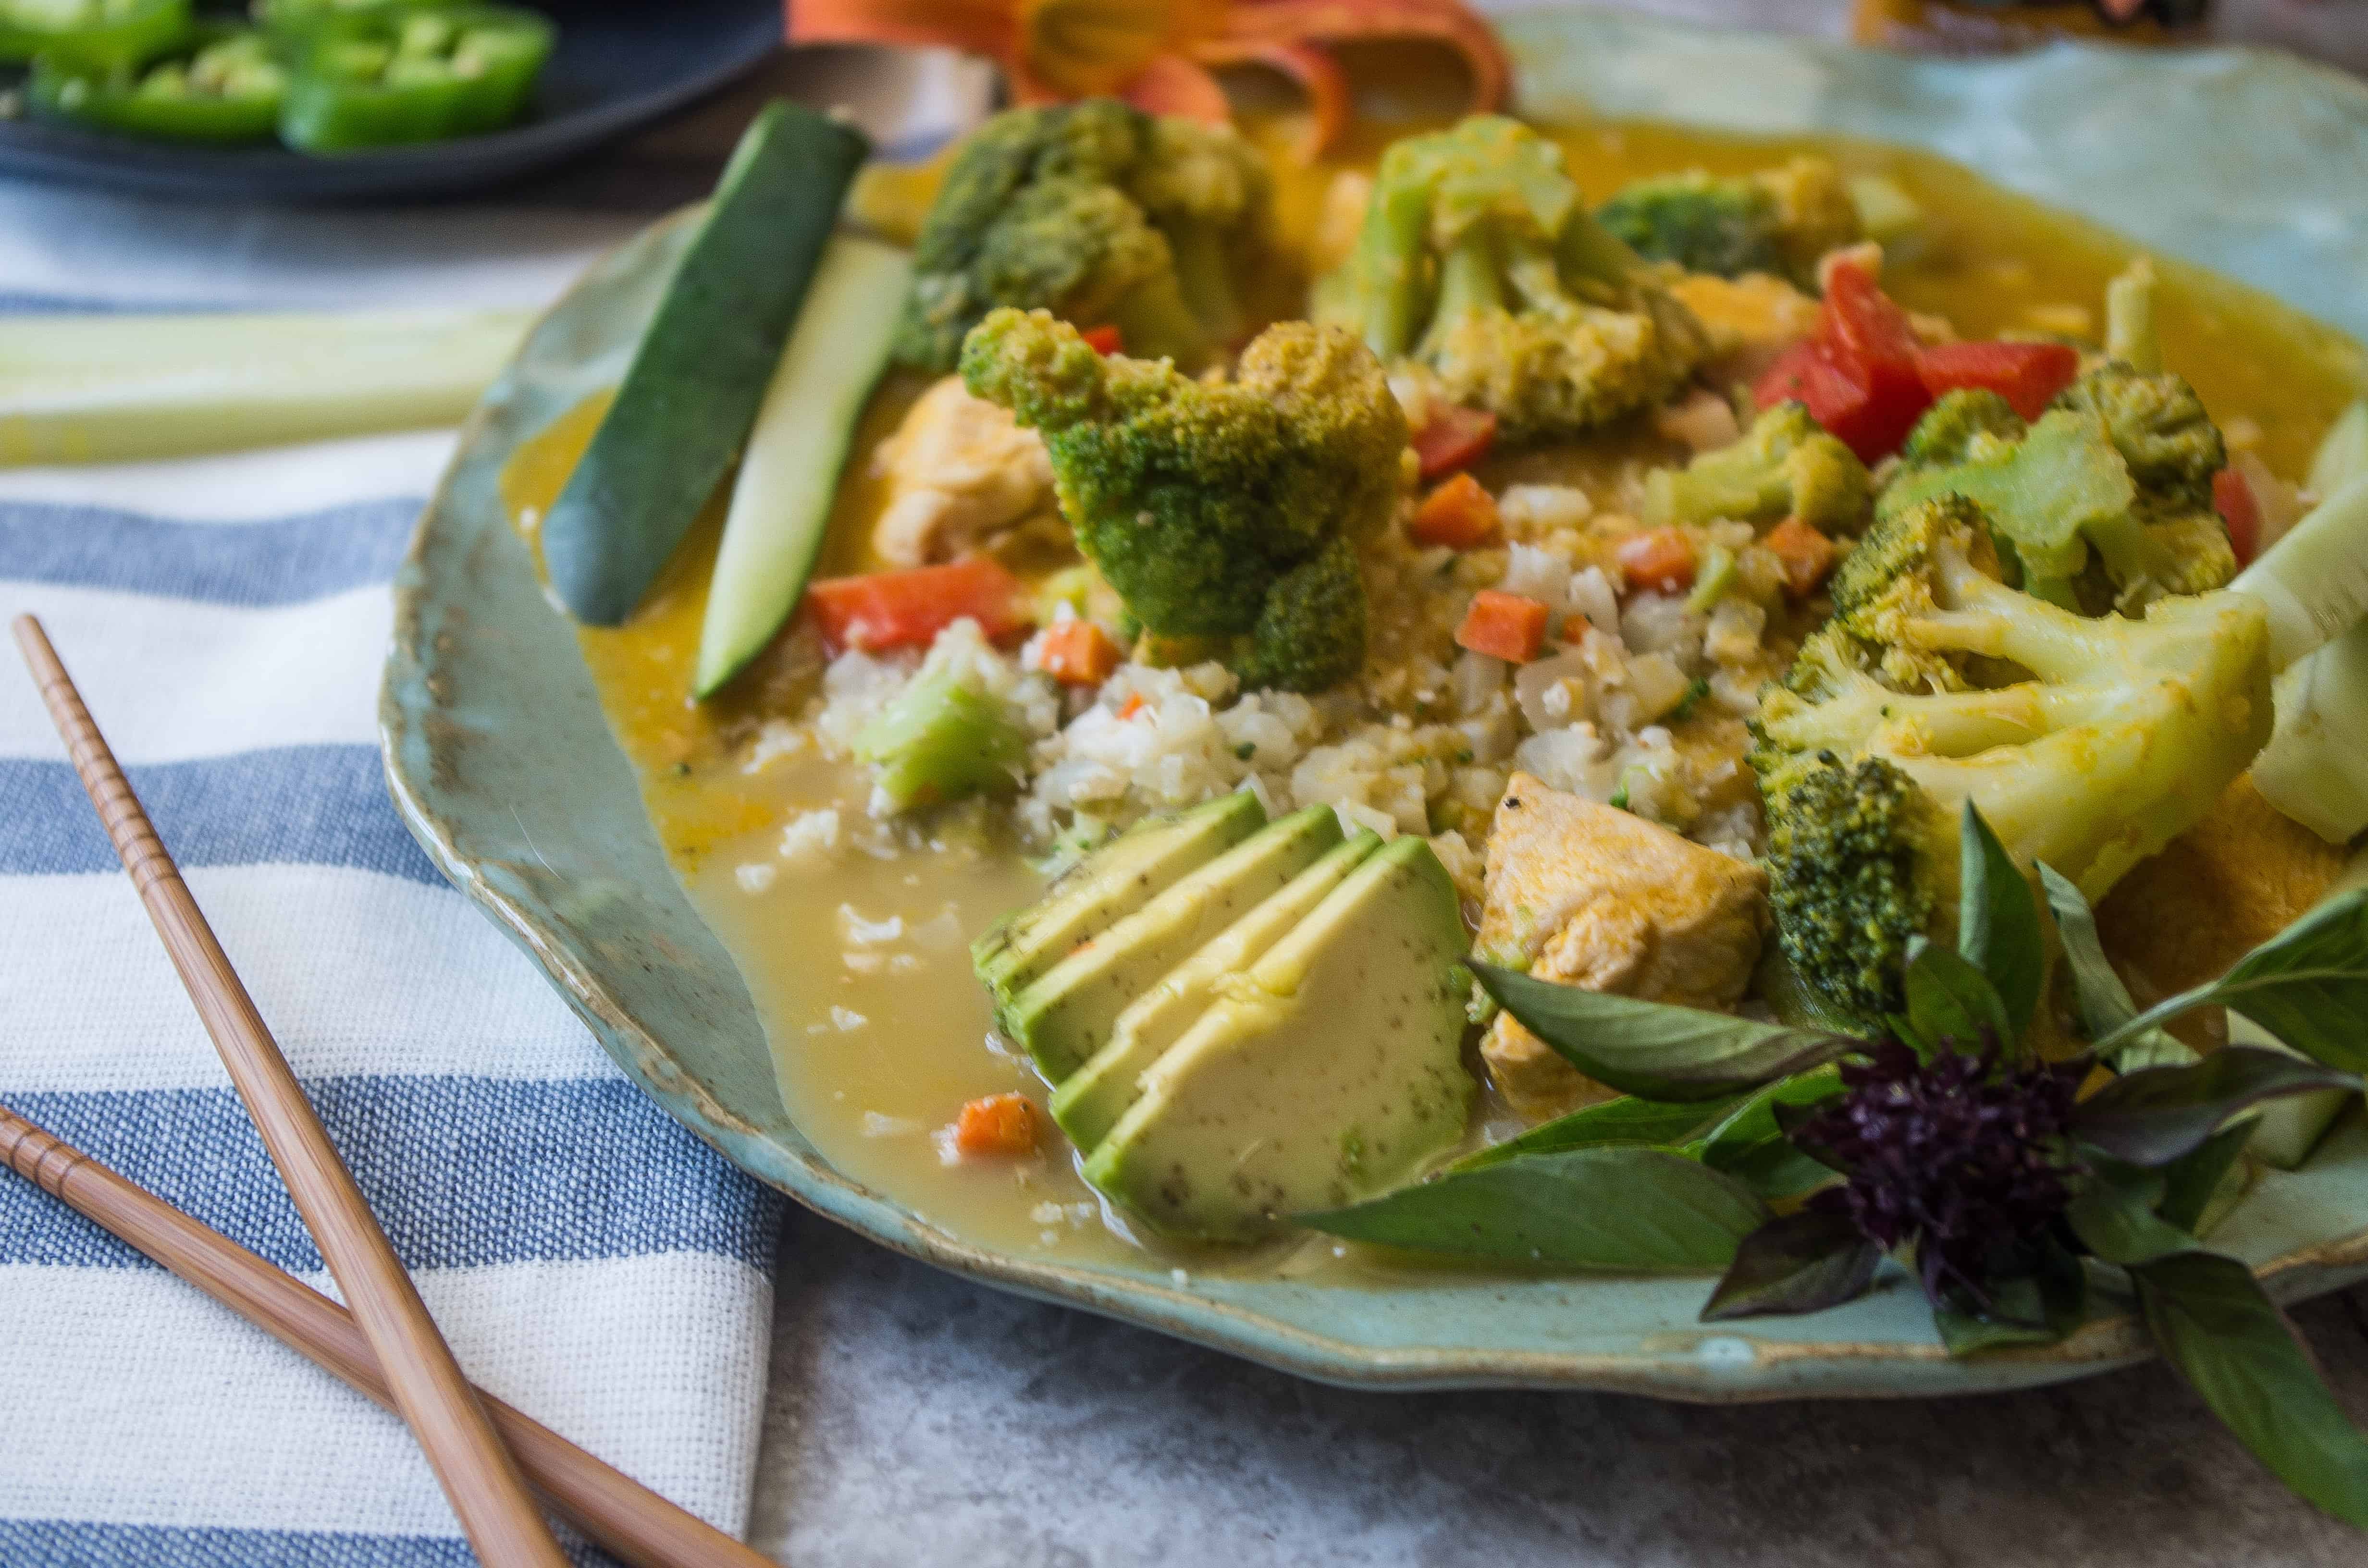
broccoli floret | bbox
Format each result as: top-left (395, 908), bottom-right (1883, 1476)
top-left (1128, 114), bottom-right (1273, 350)
top-left (1788, 491), bottom-right (2006, 696)
top-left (895, 101), bottom-right (1272, 373)
top-left (1751, 494), bottom-right (2274, 1022)
top-left (1897, 388), bottom-right (2025, 472)
top-left (855, 668), bottom-right (1031, 812)
top-left (2054, 361), bottom-right (2226, 513)
top-left (1759, 755), bottom-right (1944, 1023)
top-left (1311, 114), bottom-right (1708, 443)
top-left (1878, 369), bottom-right (2235, 613)
top-left (1596, 157), bottom-right (1862, 290)
top-left (1642, 400), bottom-right (1872, 534)
top-left (961, 307), bottom-right (1406, 692)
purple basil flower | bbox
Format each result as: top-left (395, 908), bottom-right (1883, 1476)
top-left (1794, 1035), bottom-right (2085, 1308)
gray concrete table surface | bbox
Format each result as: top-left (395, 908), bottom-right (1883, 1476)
top-left (735, 3), bottom-right (2368, 1561)
top-left (749, 1213), bottom-right (2368, 1566)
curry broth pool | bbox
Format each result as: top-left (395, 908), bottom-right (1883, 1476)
top-left (500, 116), bottom-right (2365, 1271)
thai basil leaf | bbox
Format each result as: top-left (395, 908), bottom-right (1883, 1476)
top-left (2130, 1251), bottom-right (2368, 1530)
top-left (2040, 863), bottom-right (2198, 1070)
top-left (2158, 1122), bottom-right (2257, 1236)
top-left (1689, 1068), bottom-right (1846, 1199)
top-left (1959, 802), bottom-right (2045, 1040)
top-left (1298, 1146), bottom-right (1769, 1273)
top-left (1886, 1012), bottom-right (1933, 1058)
top-left (2063, 1158), bottom-right (2194, 1265)
top-left (1452, 1094), bottom-right (1740, 1172)
top-left (1700, 1209), bottom-right (1881, 1321)
top-left (2097, 888), bottom-right (2368, 1072)
top-left (1903, 941), bottom-right (2013, 1057)
top-left (1932, 1238), bottom-right (2086, 1356)
top-left (1473, 963), bottom-right (1857, 1102)
top-left (2073, 1047), bottom-right (2362, 1168)
top-left (1710, 1139), bottom-right (1842, 1201)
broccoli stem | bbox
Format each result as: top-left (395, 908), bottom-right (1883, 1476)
top-left (1160, 221), bottom-right (1246, 350)
top-left (1352, 173), bottom-right (1436, 359)
top-left (1106, 267), bottom-right (1214, 369)
top-left (1421, 227), bottom-right (1506, 353)
top-left (1555, 208), bottom-right (1649, 291)
top-left (853, 671), bottom-right (1029, 812)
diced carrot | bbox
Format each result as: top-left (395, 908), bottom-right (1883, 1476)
top-left (1455, 589), bottom-right (1549, 663)
top-left (1764, 515), bottom-right (1839, 597)
top-left (1410, 403), bottom-right (1497, 480)
top-left (1036, 619), bottom-right (1123, 685)
top-left (1615, 527), bottom-right (1699, 595)
top-left (1080, 324), bottom-right (1124, 356)
top-left (805, 556), bottom-right (1026, 654)
top-left (1912, 339), bottom-right (2081, 421)
top-left (2214, 465), bottom-right (2261, 566)
top-left (1409, 471), bottom-right (1500, 549)
top-left (1117, 691), bottom-right (1148, 719)
top-left (952, 1093), bottom-right (1040, 1158)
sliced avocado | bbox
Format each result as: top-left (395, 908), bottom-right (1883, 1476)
top-left (1083, 835), bottom-right (1475, 1241)
top-left (973, 792), bottom-right (1265, 1025)
top-left (1052, 829), bottom-right (1381, 1151)
top-left (1011, 806), bottom-right (1345, 1082)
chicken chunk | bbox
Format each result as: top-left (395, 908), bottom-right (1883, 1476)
top-left (873, 375), bottom-right (1058, 568)
top-left (1475, 772), bottom-right (1769, 1119)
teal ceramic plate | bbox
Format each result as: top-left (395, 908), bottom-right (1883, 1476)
top-left (382, 11), bottom-right (2368, 1398)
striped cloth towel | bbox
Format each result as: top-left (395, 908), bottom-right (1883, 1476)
top-left (0, 48), bottom-right (986, 1568)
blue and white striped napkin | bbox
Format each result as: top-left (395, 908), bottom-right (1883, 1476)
top-left (0, 49), bottom-right (987, 1568)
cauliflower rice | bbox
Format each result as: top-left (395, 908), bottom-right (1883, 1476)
top-left (741, 469), bottom-right (1801, 901)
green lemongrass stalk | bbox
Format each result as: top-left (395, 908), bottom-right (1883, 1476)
top-left (2104, 256), bottom-right (2159, 372)
top-left (0, 307), bottom-right (532, 466)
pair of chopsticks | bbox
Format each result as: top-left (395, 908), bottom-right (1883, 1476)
top-left (10, 616), bottom-right (774, 1568)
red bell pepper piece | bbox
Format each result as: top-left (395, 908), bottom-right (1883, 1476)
top-left (805, 556), bottom-right (1026, 654)
top-left (2214, 466), bottom-right (2261, 566)
top-left (1812, 261), bottom-right (1932, 462)
top-left (1080, 324), bottom-right (1123, 355)
top-left (1409, 403), bottom-right (1497, 480)
top-left (1912, 339), bottom-right (2081, 421)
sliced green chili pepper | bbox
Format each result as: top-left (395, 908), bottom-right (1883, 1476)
top-left (30, 25), bottom-right (287, 144)
top-left (279, 4), bottom-right (552, 154)
top-left (252, 0), bottom-right (449, 34)
top-left (0, 0), bottom-right (189, 67)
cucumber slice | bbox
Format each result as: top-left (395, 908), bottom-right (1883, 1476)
top-left (694, 235), bottom-right (913, 696)
top-left (2229, 474), bottom-right (2368, 673)
top-left (541, 101), bottom-right (868, 625)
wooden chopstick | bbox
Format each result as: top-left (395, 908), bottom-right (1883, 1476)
top-left (0, 1099), bottom-right (776, 1568)
top-left (12, 614), bottom-right (568, 1568)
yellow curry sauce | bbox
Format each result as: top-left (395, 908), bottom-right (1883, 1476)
top-left (501, 116), bottom-right (2365, 1273)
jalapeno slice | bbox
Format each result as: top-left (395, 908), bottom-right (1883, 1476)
top-left (0, 0), bottom-right (189, 68)
top-left (278, 4), bottom-right (552, 154)
top-left (30, 24), bottom-right (287, 144)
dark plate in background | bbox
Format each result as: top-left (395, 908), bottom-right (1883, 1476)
top-left (0, 0), bottom-right (782, 202)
